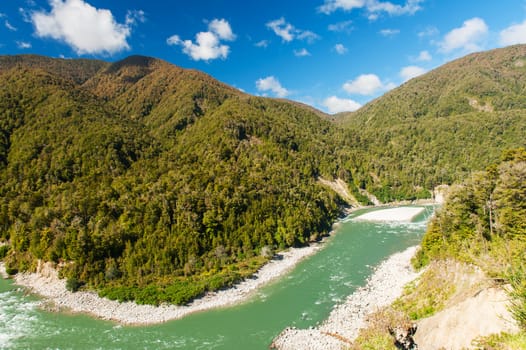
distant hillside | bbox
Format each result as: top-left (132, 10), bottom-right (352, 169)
top-left (0, 54), bottom-right (108, 84)
top-left (338, 45), bottom-right (526, 202)
top-left (0, 54), bottom-right (355, 305)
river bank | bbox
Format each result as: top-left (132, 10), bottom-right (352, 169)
top-left (270, 245), bottom-right (422, 350)
top-left (0, 241), bottom-right (326, 325)
top-left (0, 206), bottom-right (430, 328)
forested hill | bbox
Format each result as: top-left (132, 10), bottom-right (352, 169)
top-left (338, 44), bottom-right (526, 202)
top-left (0, 54), bottom-right (355, 304)
top-left (1, 46), bottom-right (525, 305)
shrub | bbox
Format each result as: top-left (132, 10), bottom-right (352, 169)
top-left (509, 268), bottom-right (526, 329)
top-left (66, 277), bottom-right (83, 292)
top-left (0, 245), bottom-right (9, 259)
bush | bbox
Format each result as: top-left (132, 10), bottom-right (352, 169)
top-left (509, 268), bottom-right (526, 329)
top-left (0, 245), bottom-right (9, 259)
top-left (5, 267), bottom-right (18, 275)
top-left (66, 277), bottom-right (83, 292)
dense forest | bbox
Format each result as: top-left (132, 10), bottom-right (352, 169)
top-left (0, 54), bottom-right (356, 304)
top-left (414, 147), bottom-right (526, 330)
top-left (349, 148), bottom-right (526, 349)
top-left (0, 45), bottom-right (525, 304)
top-left (339, 45), bottom-right (526, 202)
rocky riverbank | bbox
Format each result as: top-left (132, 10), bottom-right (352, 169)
top-left (270, 245), bottom-right (421, 350)
top-left (0, 241), bottom-right (326, 325)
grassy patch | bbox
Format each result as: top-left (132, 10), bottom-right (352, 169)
top-left (393, 262), bottom-right (456, 320)
top-left (474, 331), bottom-right (526, 349)
top-left (350, 309), bottom-right (410, 350)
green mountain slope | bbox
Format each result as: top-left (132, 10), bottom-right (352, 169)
top-left (1, 46), bottom-right (525, 305)
top-left (339, 45), bottom-right (526, 202)
top-left (0, 55), bottom-right (350, 304)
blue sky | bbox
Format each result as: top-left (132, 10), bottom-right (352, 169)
top-left (1, 0), bottom-right (526, 114)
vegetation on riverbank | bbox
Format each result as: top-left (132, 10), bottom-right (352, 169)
top-left (350, 148), bottom-right (526, 349)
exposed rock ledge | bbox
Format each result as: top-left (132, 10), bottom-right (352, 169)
top-left (415, 286), bottom-right (519, 350)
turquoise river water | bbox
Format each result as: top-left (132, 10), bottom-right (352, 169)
top-left (0, 206), bottom-right (434, 350)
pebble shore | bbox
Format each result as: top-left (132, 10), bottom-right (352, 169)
top-left (270, 245), bottom-right (421, 350)
top-left (0, 242), bottom-right (325, 325)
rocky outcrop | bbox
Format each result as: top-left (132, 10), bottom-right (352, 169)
top-left (390, 324), bottom-right (418, 350)
top-left (414, 287), bottom-right (519, 350)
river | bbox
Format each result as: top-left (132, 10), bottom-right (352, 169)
top-left (0, 206), bottom-right (434, 350)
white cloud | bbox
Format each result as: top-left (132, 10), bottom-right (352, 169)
top-left (400, 65), bottom-right (426, 82)
top-left (167, 18), bottom-right (235, 61)
top-left (323, 96), bottom-right (362, 113)
top-left (255, 39), bottom-right (269, 48)
top-left (319, 0), bottom-right (365, 14)
top-left (416, 50), bottom-right (432, 61)
top-left (499, 20), bottom-right (526, 46)
top-left (440, 17), bottom-right (488, 53)
top-left (328, 20), bottom-right (353, 32)
top-left (297, 30), bottom-right (320, 43)
top-left (379, 28), bottom-right (400, 36)
top-left (31, 0), bottom-right (138, 55)
top-left (319, 0), bottom-right (423, 17)
top-left (334, 43), bottom-right (347, 54)
top-left (256, 76), bottom-right (289, 98)
top-left (5, 20), bottom-right (17, 31)
top-left (166, 35), bottom-right (180, 46)
top-left (125, 9), bottom-right (145, 26)
top-left (16, 41), bottom-right (32, 49)
top-left (208, 18), bottom-right (236, 41)
top-left (343, 74), bottom-right (393, 95)
top-left (294, 48), bottom-right (311, 57)
top-left (266, 17), bottom-right (319, 43)
top-left (267, 18), bottom-right (294, 42)
top-left (367, 0), bottom-right (423, 16)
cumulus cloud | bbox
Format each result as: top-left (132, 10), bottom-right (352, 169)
top-left (323, 96), bottom-right (362, 113)
top-left (256, 76), bottom-right (289, 98)
top-left (499, 20), bottom-right (526, 46)
top-left (319, 0), bottom-right (423, 17)
top-left (266, 17), bottom-right (319, 43)
top-left (400, 65), bottom-right (426, 82)
top-left (31, 0), bottom-right (140, 55)
top-left (167, 19), bottom-right (236, 61)
top-left (208, 18), bottom-right (236, 40)
top-left (343, 74), bottom-right (394, 95)
top-left (294, 48), bottom-right (311, 57)
top-left (440, 17), bottom-right (488, 53)
top-left (334, 43), bottom-right (347, 54)
top-left (379, 28), bottom-right (400, 36)
top-left (416, 50), bottom-right (432, 61)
